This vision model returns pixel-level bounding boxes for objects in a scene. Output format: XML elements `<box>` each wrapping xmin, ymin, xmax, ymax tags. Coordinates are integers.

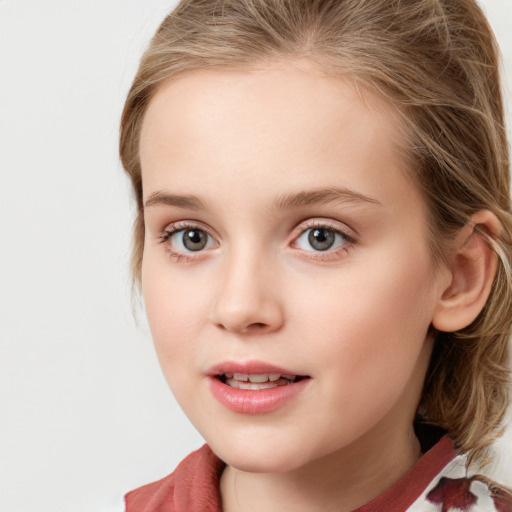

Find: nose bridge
<box><xmin>211</xmin><ymin>242</ymin><xmax>283</xmax><ymax>333</ymax></box>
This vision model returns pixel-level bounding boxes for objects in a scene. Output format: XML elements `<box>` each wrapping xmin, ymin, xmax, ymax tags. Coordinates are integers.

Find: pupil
<box><xmin>309</xmin><ymin>228</ymin><xmax>335</xmax><ymax>251</ymax></box>
<box><xmin>183</xmin><ymin>230</ymin><xmax>207</xmax><ymax>251</ymax></box>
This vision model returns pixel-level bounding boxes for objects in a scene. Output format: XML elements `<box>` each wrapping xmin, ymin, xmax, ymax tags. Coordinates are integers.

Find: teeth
<box><xmin>233</xmin><ymin>381</ymin><xmax>279</xmax><ymax>390</ymax></box>
<box><xmin>226</xmin><ymin>373</ymin><xmax>295</xmax><ymax>383</ymax></box>
<box><xmin>222</xmin><ymin>372</ymin><xmax>299</xmax><ymax>389</ymax></box>
<box><xmin>248</xmin><ymin>374</ymin><xmax>268</xmax><ymax>383</ymax></box>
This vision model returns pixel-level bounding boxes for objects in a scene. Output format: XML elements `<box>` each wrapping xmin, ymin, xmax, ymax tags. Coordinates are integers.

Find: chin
<box><xmin>221</xmin><ymin>450</ymin><xmax>306</xmax><ymax>474</ymax></box>
<box><xmin>205</xmin><ymin>432</ymin><xmax>317</xmax><ymax>474</ymax></box>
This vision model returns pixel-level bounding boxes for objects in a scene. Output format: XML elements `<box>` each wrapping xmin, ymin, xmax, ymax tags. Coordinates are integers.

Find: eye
<box><xmin>294</xmin><ymin>226</ymin><xmax>350</xmax><ymax>252</ymax></box>
<box><xmin>161</xmin><ymin>226</ymin><xmax>216</xmax><ymax>253</ymax></box>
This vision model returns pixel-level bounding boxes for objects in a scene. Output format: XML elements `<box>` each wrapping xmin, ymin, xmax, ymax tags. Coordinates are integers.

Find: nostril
<box><xmin>243</xmin><ymin>322</ymin><xmax>269</xmax><ymax>332</ymax></box>
<box><xmin>215</xmin><ymin>321</ymin><xmax>269</xmax><ymax>333</ymax></box>
<box><xmin>211</xmin><ymin>297</ymin><xmax>284</xmax><ymax>334</ymax></box>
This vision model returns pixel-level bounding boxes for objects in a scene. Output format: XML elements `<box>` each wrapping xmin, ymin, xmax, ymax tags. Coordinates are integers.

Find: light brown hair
<box><xmin>120</xmin><ymin>0</ymin><xmax>511</xmax><ymax>466</ymax></box>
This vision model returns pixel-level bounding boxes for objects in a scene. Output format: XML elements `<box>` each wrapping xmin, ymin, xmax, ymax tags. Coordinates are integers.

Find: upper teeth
<box><xmin>224</xmin><ymin>373</ymin><xmax>295</xmax><ymax>383</ymax></box>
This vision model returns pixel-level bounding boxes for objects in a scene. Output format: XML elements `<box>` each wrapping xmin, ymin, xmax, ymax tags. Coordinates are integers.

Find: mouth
<box><xmin>215</xmin><ymin>372</ymin><xmax>308</xmax><ymax>390</ymax></box>
<box><xmin>207</xmin><ymin>362</ymin><xmax>311</xmax><ymax>414</ymax></box>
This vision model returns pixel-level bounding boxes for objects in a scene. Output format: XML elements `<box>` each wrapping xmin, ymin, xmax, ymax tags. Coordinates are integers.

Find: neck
<box><xmin>220</xmin><ymin>422</ymin><xmax>422</xmax><ymax>512</ymax></box>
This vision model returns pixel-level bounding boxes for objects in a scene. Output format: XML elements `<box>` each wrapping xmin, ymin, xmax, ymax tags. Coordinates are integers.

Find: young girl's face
<box><xmin>139</xmin><ymin>60</ymin><xmax>451</xmax><ymax>473</ymax></box>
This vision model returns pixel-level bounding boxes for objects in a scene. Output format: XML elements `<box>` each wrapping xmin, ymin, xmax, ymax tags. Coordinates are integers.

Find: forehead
<box><xmin>139</xmin><ymin>60</ymin><xmax>416</xmax><ymax>212</ymax></box>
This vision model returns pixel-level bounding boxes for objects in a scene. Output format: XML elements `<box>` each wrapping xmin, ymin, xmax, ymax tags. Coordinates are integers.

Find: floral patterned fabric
<box><xmin>410</xmin><ymin>455</ymin><xmax>512</xmax><ymax>512</ymax></box>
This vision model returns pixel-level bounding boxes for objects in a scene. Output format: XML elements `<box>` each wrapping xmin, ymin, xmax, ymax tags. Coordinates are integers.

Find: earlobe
<box><xmin>432</xmin><ymin>210</ymin><xmax>501</xmax><ymax>333</ymax></box>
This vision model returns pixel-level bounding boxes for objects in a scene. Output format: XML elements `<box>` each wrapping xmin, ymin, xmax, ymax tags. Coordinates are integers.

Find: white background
<box><xmin>0</xmin><ymin>1</ymin><xmax>511</xmax><ymax>511</ymax></box>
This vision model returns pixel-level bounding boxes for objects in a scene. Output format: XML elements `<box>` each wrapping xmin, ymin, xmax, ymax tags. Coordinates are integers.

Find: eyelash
<box><xmin>158</xmin><ymin>220</ymin><xmax>356</xmax><ymax>262</ymax></box>
<box><xmin>159</xmin><ymin>221</ymin><xmax>216</xmax><ymax>263</ymax></box>
<box><xmin>291</xmin><ymin>220</ymin><xmax>356</xmax><ymax>261</ymax></box>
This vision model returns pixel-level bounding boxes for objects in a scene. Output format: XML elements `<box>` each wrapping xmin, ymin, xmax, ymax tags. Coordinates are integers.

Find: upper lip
<box><xmin>206</xmin><ymin>360</ymin><xmax>308</xmax><ymax>377</ymax></box>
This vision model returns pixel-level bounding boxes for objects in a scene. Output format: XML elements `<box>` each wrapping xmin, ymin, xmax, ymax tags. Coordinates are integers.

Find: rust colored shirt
<box><xmin>125</xmin><ymin>435</ymin><xmax>512</xmax><ymax>512</ymax></box>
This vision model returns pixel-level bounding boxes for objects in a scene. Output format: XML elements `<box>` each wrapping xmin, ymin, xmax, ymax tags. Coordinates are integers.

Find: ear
<box><xmin>432</xmin><ymin>210</ymin><xmax>501</xmax><ymax>333</ymax></box>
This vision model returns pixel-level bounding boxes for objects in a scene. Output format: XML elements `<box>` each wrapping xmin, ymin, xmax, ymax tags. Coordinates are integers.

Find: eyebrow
<box><xmin>144</xmin><ymin>191</ymin><xmax>207</xmax><ymax>210</ymax></box>
<box><xmin>272</xmin><ymin>187</ymin><xmax>382</xmax><ymax>210</ymax></box>
<box><xmin>143</xmin><ymin>187</ymin><xmax>382</xmax><ymax>211</ymax></box>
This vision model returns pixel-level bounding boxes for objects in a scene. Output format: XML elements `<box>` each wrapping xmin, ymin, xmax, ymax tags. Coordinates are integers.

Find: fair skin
<box><xmin>138</xmin><ymin>60</ymin><xmax>494</xmax><ymax>511</ymax></box>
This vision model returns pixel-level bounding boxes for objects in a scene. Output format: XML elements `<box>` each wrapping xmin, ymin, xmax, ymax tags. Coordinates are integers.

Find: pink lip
<box><xmin>206</xmin><ymin>360</ymin><xmax>310</xmax><ymax>415</ymax></box>
<box><xmin>206</xmin><ymin>360</ymin><xmax>305</xmax><ymax>377</ymax></box>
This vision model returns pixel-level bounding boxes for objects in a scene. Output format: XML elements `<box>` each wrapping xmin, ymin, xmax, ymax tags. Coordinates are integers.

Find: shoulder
<box><xmin>418</xmin><ymin>466</ymin><xmax>512</xmax><ymax>512</ymax></box>
<box><xmin>354</xmin><ymin>427</ymin><xmax>512</xmax><ymax>512</ymax></box>
<box><xmin>124</xmin><ymin>445</ymin><xmax>225</xmax><ymax>512</ymax></box>
<box><xmin>408</xmin><ymin>451</ymin><xmax>512</xmax><ymax>512</ymax></box>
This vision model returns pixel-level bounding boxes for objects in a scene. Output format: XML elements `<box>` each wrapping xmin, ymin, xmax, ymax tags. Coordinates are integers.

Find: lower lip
<box><xmin>208</xmin><ymin>377</ymin><xmax>310</xmax><ymax>414</ymax></box>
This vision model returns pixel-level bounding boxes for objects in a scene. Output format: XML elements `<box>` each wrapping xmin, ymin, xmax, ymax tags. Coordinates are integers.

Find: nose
<box><xmin>210</xmin><ymin>249</ymin><xmax>284</xmax><ymax>335</ymax></box>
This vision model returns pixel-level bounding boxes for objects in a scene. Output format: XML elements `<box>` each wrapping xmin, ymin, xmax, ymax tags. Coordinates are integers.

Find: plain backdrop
<box><xmin>0</xmin><ymin>1</ymin><xmax>511</xmax><ymax>511</ymax></box>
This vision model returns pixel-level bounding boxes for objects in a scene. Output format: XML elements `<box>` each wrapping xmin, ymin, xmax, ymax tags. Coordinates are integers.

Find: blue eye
<box><xmin>295</xmin><ymin>227</ymin><xmax>348</xmax><ymax>252</ymax></box>
<box><xmin>164</xmin><ymin>228</ymin><xmax>215</xmax><ymax>252</ymax></box>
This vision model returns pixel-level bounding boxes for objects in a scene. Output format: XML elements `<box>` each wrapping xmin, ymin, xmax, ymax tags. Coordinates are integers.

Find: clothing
<box><xmin>125</xmin><ymin>431</ymin><xmax>512</xmax><ymax>512</ymax></box>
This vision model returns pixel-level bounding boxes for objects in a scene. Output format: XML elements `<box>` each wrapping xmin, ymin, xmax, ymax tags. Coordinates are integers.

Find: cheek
<box><xmin>290</xmin><ymin>249</ymin><xmax>436</xmax><ymax>388</ymax></box>
<box><xmin>142</xmin><ymin>257</ymin><xmax>210</xmax><ymax>378</ymax></box>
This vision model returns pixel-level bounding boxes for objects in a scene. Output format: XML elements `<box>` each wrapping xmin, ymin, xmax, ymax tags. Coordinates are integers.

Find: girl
<box><xmin>120</xmin><ymin>0</ymin><xmax>512</xmax><ymax>510</ymax></box>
